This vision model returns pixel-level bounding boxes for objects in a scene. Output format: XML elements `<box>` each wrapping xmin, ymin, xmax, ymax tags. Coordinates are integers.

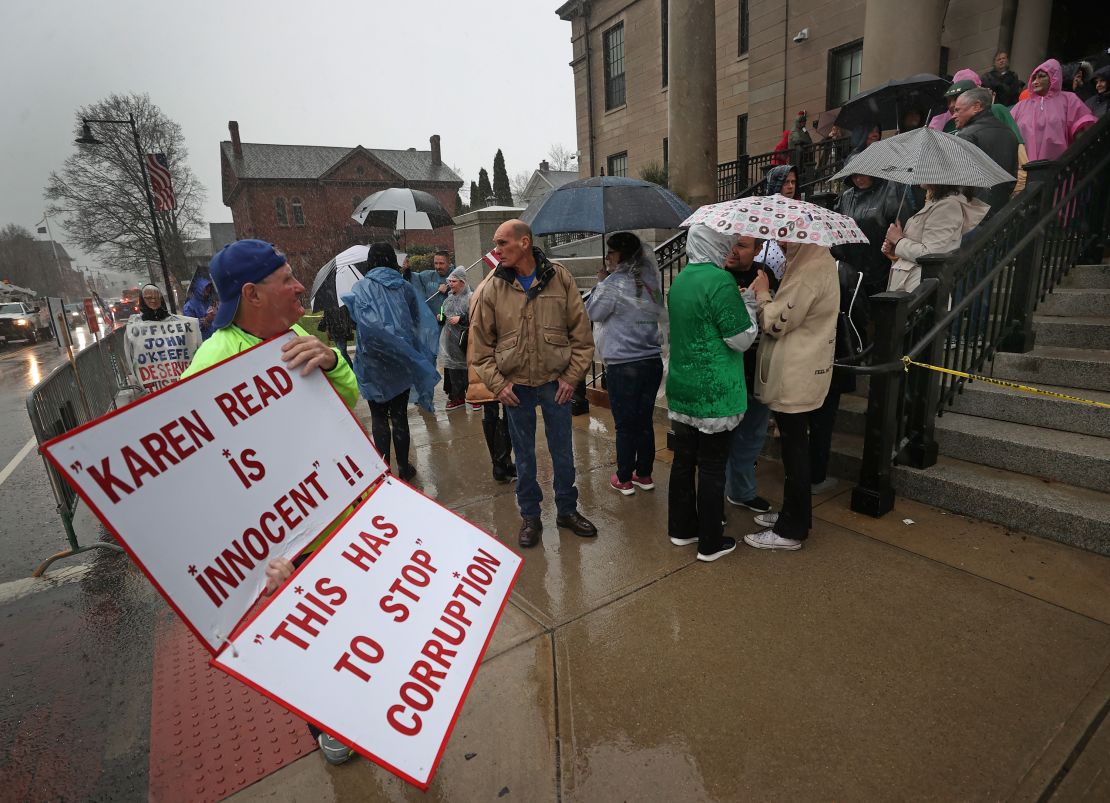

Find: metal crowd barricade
<box><xmin>26</xmin><ymin>324</ymin><xmax>140</xmax><ymax>576</ymax></box>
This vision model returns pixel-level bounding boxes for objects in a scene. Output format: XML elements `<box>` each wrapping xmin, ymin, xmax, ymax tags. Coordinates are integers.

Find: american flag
<box><xmin>146</xmin><ymin>152</ymin><xmax>177</xmax><ymax>211</ymax></box>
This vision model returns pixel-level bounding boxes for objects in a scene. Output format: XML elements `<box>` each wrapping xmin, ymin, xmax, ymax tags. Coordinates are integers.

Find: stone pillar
<box><xmin>451</xmin><ymin>206</ymin><xmax>523</xmax><ymax>274</ymax></box>
<box><xmin>668</xmin><ymin>0</ymin><xmax>717</xmax><ymax>207</ymax></box>
<box><xmin>861</xmin><ymin>0</ymin><xmax>946</xmax><ymax>89</ymax></box>
<box><xmin>1010</xmin><ymin>0</ymin><xmax>1052</xmax><ymax>80</ymax></box>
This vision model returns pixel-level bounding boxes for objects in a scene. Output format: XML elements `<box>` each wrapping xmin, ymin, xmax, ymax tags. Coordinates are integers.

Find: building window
<box><xmin>661</xmin><ymin>0</ymin><xmax>668</xmax><ymax>88</ymax></box>
<box><xmin>603</xmin><ymin>22</ymin><xmax>626</xmax><ymax>110</ymax></box>
<box><xmin>738</xmin><ymin>0</ymin><xmax>749</xmax><ymax>56</ymax></box>
<box><xmin>607</xmin><ymin>152</ymin><xmax>628</xmax><ymax>178</ymax></box>
<box><xmin>275</xmin><ymin>197</ymin><xmax>288</xmax><ymax>226</ymax></box>
<box><xmin>663</xmin><ymin>138</ymin><xmax>669</xmax><ymax>170</ymax></box>
<box><xmin>828</xmin><ymin>40</ymin><xmax>864</xmax><ymax>108</ymax></box>
<box><xmin>736</xmin><ymin>114</ymin><xmax>748</xmax><ymax>160</ymax></box>
<box><xmin>291</xmin><ymin>197</ymin><xmax>305</xmax><ymax>227</ymax></box>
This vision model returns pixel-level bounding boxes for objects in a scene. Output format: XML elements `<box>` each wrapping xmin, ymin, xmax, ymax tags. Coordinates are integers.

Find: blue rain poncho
<box><xmin>342</xmin><ymin>266</ymin><xmax>441</xmax><ymax>411</ymax></box>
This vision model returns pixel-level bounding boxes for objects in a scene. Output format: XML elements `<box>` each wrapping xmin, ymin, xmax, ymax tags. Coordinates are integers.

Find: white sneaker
<box><xmin>754</xmin><ymin>512</ymin><xmax>778</xmax><ymax>528</ymax></box>
<box><xmin>744</xmin><ymin>529</ymin><xmax>802</xmax><ymax>551</ymax></box>
<box><xmin>811</xmin><ymin>477</ymin><xmax>839</xmax><ymax>494</ymax></box>
<box><xmin>669</xmin><ymin>535</ymin><xmax>698</xmax><ymax>546</ymax></box>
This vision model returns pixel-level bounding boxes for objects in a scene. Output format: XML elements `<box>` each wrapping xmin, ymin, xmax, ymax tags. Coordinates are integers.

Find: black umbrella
<box><xmin>520</xmin><ymin>176</ymin><xmax>693</xmax><ymax>235</ymax></box>
<box><xmin>835</xmin><ymin>74</ymin><xmax>950</xmax><ymax>133</ymax></box>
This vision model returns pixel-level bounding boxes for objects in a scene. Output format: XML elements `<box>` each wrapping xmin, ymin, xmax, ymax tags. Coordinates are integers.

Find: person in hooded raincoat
<box><xmin>832</xmin><ymin>172</ymin><xmax>910</xmax><ymax>296</ymax></box>
<box><xmin>756</xmin><ymin>164</ymin><xmax>798</xmax><ymax>280</ymax></box>
<box><xmin>344</xmin><ymin>242</ymin><xmax>440</xmax><ymax>482</ymax></box>
<box><xmin>183</xmin><ymin>276</ymin><xmax>216</xmax><ymax>340</ymax></box>
<box><xmin>665</xmin><ymin>224</ymin><xmax>759</xmax><ymax>563</ymax></box>
<box><xmin>1011</xmin><ymin>59</ymin><xmax>1098</xmax><ymax>162</ymax></box>
<box><xmin>1087</xmin><ymin>66</ymin><xmax>1110</xmax><ymax>118</ymax></box>
<box><xmin>438</xmin><ymin>266</ymin><xmax>472</xmax><ymax>411</ymax></box>
<box><xmin>585</xmin><ymin>231</ymin><xmax>668</xmax><ymax>496</ymax></box>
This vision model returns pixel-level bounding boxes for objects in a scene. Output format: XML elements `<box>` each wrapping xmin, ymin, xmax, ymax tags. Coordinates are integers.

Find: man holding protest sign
<box><xmin>182</xmin><ymin>238</ymin><xmax>360</xmax><ymax>764</ymax></box>
<box><xmin>470</xmin><ymin>219</ymin><xmax>597</xmax><ymax>548</ymax></box>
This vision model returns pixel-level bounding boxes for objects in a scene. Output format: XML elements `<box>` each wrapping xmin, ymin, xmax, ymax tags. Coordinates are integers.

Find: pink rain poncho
<box><xmin>1011</xmin><ymin>59</ymin><xmax>1098</xmax><ymax>161</ymax></box>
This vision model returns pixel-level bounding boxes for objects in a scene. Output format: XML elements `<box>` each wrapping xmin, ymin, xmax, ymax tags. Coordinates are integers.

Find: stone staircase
<box><xmin>814</xmin><ymin>262</ymin><xmax>1110</xmax><ymax>555</ymax></box>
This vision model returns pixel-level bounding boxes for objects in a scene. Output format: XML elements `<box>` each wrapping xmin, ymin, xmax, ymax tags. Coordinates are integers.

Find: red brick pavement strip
<box><xmin>148</xmin><ymin>613</ymin><xmax>316</xmax><ymax>803</ymax></box>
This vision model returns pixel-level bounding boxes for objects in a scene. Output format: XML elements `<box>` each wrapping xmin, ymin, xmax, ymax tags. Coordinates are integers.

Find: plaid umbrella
<box><xmin>681</xmin><ymin>195</ymin><xmax>869</xmax><ymax>246</ymax></box>
<box><xmin>829</xmin><ymin>126</ymin><xmax>1016</xmax><ymax>187</ymax></box>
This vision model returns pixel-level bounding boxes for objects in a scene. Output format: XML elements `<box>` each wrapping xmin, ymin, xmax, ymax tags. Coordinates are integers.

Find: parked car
<box><xmin>110</xmin><ymin>298</ymin><xmax>140</xmax><ymax>323</ymax></box>
<box><xmin>0</xmin><ymin>301</ymin><xmax>51</xmax><ymax>343</ymax></box>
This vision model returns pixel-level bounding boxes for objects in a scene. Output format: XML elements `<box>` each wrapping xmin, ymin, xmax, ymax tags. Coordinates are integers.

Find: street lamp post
<box><xmin>75</xmin><ymin>114</ymin><xmax>178</xmax><ymax>313</ymax></box>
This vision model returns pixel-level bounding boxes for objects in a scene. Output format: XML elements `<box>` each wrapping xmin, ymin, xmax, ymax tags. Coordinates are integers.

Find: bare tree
<box><xmin>45</xmin><ymin>93</ymin><xmax>206</xmax><ymax>283</ymax></box>
<box><xmin>510</xmin><ymin>171</ymin><xmax>532</xmax><ymax>205</ymax></box>
<box><xmin>547</xmin><ymin>143</ymin><xmax>578</xmax><ymax>171</ymax></box>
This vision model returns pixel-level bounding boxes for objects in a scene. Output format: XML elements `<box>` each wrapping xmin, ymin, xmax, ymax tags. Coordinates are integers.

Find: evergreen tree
<box><xmin>455</xmin><ymin>192</ymin><xmax>467</xmax><ymax>215</ymax></box>
<box><xmin>469</xmin><ymin>181</ymin><xmax>480</xmax><ymax>210</ymax></box>
<box><xmin>492</xmin><ymin>149</ymin><xmax>513</xmax><ymax>205</ymax></box>
<box><xmin>475</xmin><ymin>168</ymin><xmax>494</xmax><ymax>209</ymax></box>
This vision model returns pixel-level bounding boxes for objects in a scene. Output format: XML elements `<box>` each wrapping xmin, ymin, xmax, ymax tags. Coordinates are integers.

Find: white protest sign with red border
<box><xmin>41</xmin><ymin>334</ymin><xmax>386</xmax><ymax>653</ymax></box>
<box><xmin>212</xmin><ymin>479</ymin><xmax>522</xmax><ymax>790</ymax></box>
<box><xmin>123</xmin><ymin>315</ymin><xmax>204</xmax><ymax>391</ymax></box>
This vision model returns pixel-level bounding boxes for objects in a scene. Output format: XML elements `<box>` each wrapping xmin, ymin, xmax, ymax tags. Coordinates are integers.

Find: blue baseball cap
<box><xmin>209</xmin><ymin>239</ymin><xmax>288</xmax><ymax>329</ymax></box>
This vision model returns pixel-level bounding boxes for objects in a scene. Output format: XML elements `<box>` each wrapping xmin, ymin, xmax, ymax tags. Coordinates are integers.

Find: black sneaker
<box><xmin>726</xmin><ymin>494</ymin><xmax>772</xmax><ymax>513</ymax></box>
<box><xmin>697</xmin><ymin>536</ymin><xmax>738</xmax><ymax>563</ymax></box>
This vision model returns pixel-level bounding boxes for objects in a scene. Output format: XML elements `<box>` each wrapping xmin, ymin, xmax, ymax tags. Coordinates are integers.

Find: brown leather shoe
<box><xmin>518</xmin><ymin>517</ymin><xmax>543</xmax><ymax>548</ymax></box>
<box><xmin>556</xmin><ymin>511</ymin><xmax>597</xmax><ymax>537</ymax></box>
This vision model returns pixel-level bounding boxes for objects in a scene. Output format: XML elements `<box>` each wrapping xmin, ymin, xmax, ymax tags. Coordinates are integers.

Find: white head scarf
<box><xmin>685</xmin><ymin>223</ymin><xmax>738</xmax><ymax>267</ymax></box>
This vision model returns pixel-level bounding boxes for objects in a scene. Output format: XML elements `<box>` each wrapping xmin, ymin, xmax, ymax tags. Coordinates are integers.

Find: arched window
<box><xmin>291</xmin><ymin>197</ymin><xmax>305</xmax><ymax>226</ymax></box>
<box><xmin>275</xmin><ymin>197</ymin><xmax>288</xmax><ymax>226</ymax></box>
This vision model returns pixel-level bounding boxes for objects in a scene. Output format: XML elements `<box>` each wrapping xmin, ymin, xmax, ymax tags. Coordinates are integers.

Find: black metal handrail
<box><xmin>849</xmin><ymin>112</ymin><xmax>1110</xmax><ymax>517</ymax></box>
<box><xmin>717</xmin><ymin>137</ymin><xmax>850</xmax><ymax>202</ymax></box>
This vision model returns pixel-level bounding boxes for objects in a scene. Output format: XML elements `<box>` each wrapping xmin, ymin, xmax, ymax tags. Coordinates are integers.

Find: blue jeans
<box><xmin>724</xmin><ymin>394</ymin><xmax>770</xmax><ymax>502</ymax></box>
<box><xmin>605</xmin><ymin>357</ymin><xmax>663</xmax><ymax>482</ymax></box>
<box><xmin>504</xmin><ymin>381</ymin><xmax>578</xmax><ymax>518</ymax></box>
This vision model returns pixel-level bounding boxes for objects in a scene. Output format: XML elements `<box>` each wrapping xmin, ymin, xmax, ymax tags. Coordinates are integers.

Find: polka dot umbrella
<box><xmin>680</xmin><ymin>195</ymin><xmax>869</xmax><ymax>246</ymax></box>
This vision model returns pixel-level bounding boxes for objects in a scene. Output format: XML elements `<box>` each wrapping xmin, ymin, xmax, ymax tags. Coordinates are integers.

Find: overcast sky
<box><xmin>0</xmin><ymin>0</ymin><xmax>578</xmax><ymax>271</ymax></box>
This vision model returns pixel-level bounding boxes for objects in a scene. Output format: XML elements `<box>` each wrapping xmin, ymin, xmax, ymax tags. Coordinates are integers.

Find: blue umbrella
<box><xmin>520</xmin><ymin>176</ymin><xmax>692</xmax><ymax>235</ymax></box>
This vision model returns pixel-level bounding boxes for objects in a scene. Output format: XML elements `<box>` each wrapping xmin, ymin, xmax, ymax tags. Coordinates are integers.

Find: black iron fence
<box><xmin>717</xmin><ymin>137</ymin><xmax>850</xmax><ymax>202</ymax></box>
<box><xmin>848</xmin><ymin>113</ymin><xmax>1110</xmax><ymax>516</ymax></box>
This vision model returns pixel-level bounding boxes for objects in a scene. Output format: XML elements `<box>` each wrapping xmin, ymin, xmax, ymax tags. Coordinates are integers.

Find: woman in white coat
<box><xmin>882</xmin><ymin>185</ymin><xmax>989</xmax><ymax>292</ymax></box>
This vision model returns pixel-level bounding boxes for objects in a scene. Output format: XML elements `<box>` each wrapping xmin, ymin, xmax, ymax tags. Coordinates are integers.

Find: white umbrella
<box><xmin>351</xmin><ymin>187</ymin><xmax>455</xmax><ymax>229</ymax></box>
<box><xmin>681</xmin><ymin>195</ymin><xmax>869</xmax><ymax>246</ymax></box>
<box><xmin>308</xmin><ymin>245</ymin><xmax>370</xmax><ymax>311</ymax></box>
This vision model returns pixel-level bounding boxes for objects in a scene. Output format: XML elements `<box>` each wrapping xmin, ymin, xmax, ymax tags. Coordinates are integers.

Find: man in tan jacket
<box><xmin>470</xmin><ymin>219</ymin><xmax>597</xmax><ymax>547</ymax></box>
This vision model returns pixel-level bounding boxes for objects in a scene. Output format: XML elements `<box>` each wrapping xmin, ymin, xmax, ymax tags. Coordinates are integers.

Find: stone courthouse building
<box><xmin>556</xmin><ymin>0</ymin><xmax>1062</xmax><ymax>204</ymax></box>
<box><xmin>219</xmin><ymin>121</ymin><xmax>462</xmax><ymax>281</ymax></box>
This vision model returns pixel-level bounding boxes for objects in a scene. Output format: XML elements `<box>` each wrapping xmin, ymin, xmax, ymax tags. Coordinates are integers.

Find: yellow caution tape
<box><xmin>901</xmin><ymin>356</ymin><xmax>1110</xmax><ymax>409</ymax></box>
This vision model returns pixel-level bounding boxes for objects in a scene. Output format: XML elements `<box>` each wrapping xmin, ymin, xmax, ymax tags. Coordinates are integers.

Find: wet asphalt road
<box><xmin>0</xmin><ymin>333</ymin><xmax>165</xmax><ymax>801</ymax></box>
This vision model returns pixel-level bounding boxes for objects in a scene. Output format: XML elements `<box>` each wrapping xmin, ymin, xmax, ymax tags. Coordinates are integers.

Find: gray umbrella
<box><xmin>830</xmin><ymin>126</ymin><xmax>1016</xmax><ymax>187</ymax></box>
<box><xmin>520</xmin><ymin>176</ymin><xmax>692</xmax><ymax>235</ymax></box>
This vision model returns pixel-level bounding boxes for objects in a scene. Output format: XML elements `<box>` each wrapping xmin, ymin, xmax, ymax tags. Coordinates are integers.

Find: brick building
<box><xmin>556</xmin><ymin>0</ymin><xmax>1059</xmax><ymax>195</ymax></box>
<box><xmin>219</xmin><ymin>122</ymin><xmax>462</xmax><ymax>282</ymax></box>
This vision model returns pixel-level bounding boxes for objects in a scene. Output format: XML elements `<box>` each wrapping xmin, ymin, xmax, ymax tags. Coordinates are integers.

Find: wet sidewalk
<box><xmin>228</xmin><ymin>399</ymin><xmax>1110</xmax><ymax>801</ymax></box>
